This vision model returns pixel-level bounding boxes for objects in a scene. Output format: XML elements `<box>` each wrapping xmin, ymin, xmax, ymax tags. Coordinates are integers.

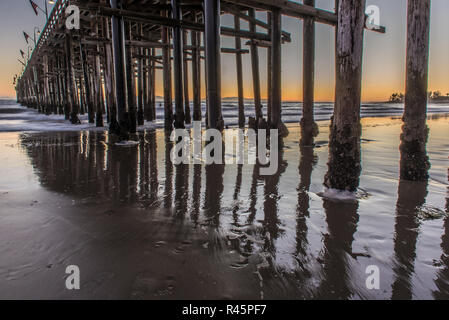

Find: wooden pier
<box><xmin>14</xmin><ymin>0</ymin><xmax>433</xmax><ymax>190</ymax></box>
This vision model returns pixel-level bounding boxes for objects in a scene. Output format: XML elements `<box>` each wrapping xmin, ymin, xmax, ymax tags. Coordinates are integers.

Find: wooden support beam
<box><xmin>267</xmin><ymin>12</ymin><xmax>272</xmax><ymax>124</ymax></box>
<box><xmin>42</xmin><ymin>55</ymin><xmax>50</xmax><ymax>114</ymax></box>
<box><xmin>184</xmin><ymin>45</ymin><xmax>249</xmax><ymax>54</ymax></box>
<box><xmin>183</xmin><ymin>29</ymin><xmax>191</xmax><ymax>124</ymax></box>
<box><xmin>300</xmin><ymin>0</ymin><xmax>317</xmax><ymax>146</ymax></box>
<box><xmin>223</xmin><ymin>5</ymin><xmax>291</xmax><ymax>42</ymax></box>
<box><xmin>234</xmin><ymin>15</ymin><xmax>245</xmax><ymax>128</ymax></box>
<box><xmin>127</xmin><ymin>40</ymin><xmax>167</xmax><ymax>48</ymax></box>
<box><xmin>224</xmin><ymin>0</ymin><xmax>337</xmax><ymax>25</ymax></box>
<box><xmin>162</xmin><ymin>10</ymin><xmax>173</xmax><ymax>131</ymax></box>
<box><xmin>143</xmin><ymin>46</ymin><xmax>150</xmax><ymax>122</ymax></box>
<box><xmin>172</xmin><ymin>0</ymin><xmax>185</xmax><ymax>128</ymax></box>
<box><xmin>65</xmin><ymin>32</ymin><xmax>81</xmax><ymax>124</ymax></box>
<box><xmin>55</xmin><ymin>54</ymin><xmax>64</xmax><ymax>115</ymax></box>
<box><xmin>104</xmin><ymin>16</ymin><xmax>116</xmax><ymax>125</ymax></box>
<box><xmin>150</xmin><ymin>48</ymin><xmax>156</xmax><ymax>120</ymax></box>
<box><xmin>126</xmin><ymin>22</ymin><xmax>137</xmax><ymax>133</ymax></box>
<box><xmin>137</xmin><ymin>23</ymin><xmax>145</xmax><ymax>125</ymax></box>
<box><xmin>191</xmin><ymin>13</ymin><xmax>202</xmax><ymax>122</ymax></box>
<box><xmin>224</xmin><ymin>0</ymin><xmax>385</xmax><ymax>33</ymax></box>
<box><xmin>110</xmin><ymin>0</ymin><xmax>129</xmax><ymax>138</ymax></box>
<box><xmin>400</xmin><ymin>0</ymin><xmax>431</xmax><ymax>181</ymax></box>
<box><xmin>249</xmin><ymin>8</ymin><xmax>262</xmax><ymax>122</ymax></box>
<box><xmin>270</xmin><ymin>8</ymin><xmax>282</xmax><ymax>130</ymax></box>
<box><xmin>204</xmin><ymin>0</ymin><xmax>223</xmax><ymax>130</ymax></box>
<box><xmin>95</xmin><ymin>19</ymin><xmax>105</xmax><ymax>127</ymax></box>
<box><xmin>324</xmin><ymin>0</ymin><xmax>366</xmax><ymax>191</ymax></box>
<box><xmin>94</xmin><ymin>47</ymin><xmax>105</xmax><ymax>127</ymax></box>
<box><xmin>98</xmin><ymin>7</ymin><xmax>274</xmax><ymax>41</ymax></box>
<box><xmin>80</xmin><ymin>40</ymin><xmax>95</xmax><ymax>123</ymax></box>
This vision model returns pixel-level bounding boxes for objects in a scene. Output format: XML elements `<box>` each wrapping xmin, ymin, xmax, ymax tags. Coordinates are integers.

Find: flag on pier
<box><xmin>20</xmin><ymin>50</ymin><xmax>25</xmax><ymax>58</ymax></box>
<box><xmin>29</xmin><ymin>0</ymin><xmax>39</xmax><ymax>16</ymax></box>
<box><xmin>23</xmin><ymin>31</ymin><xmax>31</xmax><ymax>43</ymax></box>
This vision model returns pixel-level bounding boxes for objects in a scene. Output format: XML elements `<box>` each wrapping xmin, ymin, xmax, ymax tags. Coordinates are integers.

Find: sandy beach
<box><xmin>0</xmin><ymin>101</ymin><xmax>448</xmax><ymax>299</ymax></box>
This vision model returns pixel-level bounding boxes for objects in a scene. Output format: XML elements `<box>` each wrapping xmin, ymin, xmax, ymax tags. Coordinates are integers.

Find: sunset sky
<box><xmin>0</xmin><ymin>0</ymin><xmax>448</xmax><ymax>102</ymax></box>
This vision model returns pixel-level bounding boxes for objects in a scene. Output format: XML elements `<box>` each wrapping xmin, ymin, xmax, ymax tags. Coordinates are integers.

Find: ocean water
<box><xmin>1</xmin><ymin>98</ymin><xmax>449</xmax><ymax>131</ymax></box>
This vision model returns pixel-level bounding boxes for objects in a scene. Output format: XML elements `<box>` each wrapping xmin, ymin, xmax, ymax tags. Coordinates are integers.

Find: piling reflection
<box><xmin>204</xmin><ymin>163</ymin><xmax>225</xmax><ymax>226</ymax></box>
<box><xmin>295</xmin><ymin>145</ymin><xmax>317</xmax><ymax>269</ymax></box>
<box><xmin>175</xmin><ymin>162</ymin><xmax>189</xmax><ymax>218</ymax></box>
<box><xmin>138</xmin><ymin>132</ymin><xmax>149</xmax><ymax>201</ymax></box>
<box><xmin>163</xmin><ymin>132</ymin><xmax>173</xmax><ymax>208</ymax></box>
<box><xmin>433</xmin><ymin>169</ymin><xmax>449</xmax><ymax>299</ymax></box>
<box><xmin>315</xmin><ymin>199</ymin><xmax>360</xmax><ymax>299</ymax></box>
<box><xmin>191</xmin><ymin>164</ymin><xmax>202</xmax><ymax>225</ymax></box>
<box><xmin>262</xmin><ymin>148</ymin><xmax>288</xmax><ymax>254</ymax></box>
<box><xmin>148</xmin><ymin>130</ymin><xmax>159</xmax><ymax>207</ymax></box>
<box><xmin>391</xmin><ymin>179</ymin><xmax>428</xmax><ymax>299</ymax></box>
<box><xmin>16</xmin><ymin>125</ymin><xmax>448</xmax><ymax>299</ymax></box>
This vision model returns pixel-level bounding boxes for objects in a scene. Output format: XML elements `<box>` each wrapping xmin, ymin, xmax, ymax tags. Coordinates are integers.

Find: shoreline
<box><xmin>1</xmin><ymin>99</ymin><xmax>449</xmax><ymax>133</ymax></box>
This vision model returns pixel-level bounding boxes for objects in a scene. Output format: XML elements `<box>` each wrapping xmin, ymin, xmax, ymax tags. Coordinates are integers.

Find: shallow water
<box><xmin>0</xmin><ymin>102</ymin><xmax>448</xmax><ymax>299</ymax></box>
<box><xmin>1</xmin><ymin>98</ymin><xmax>449</xmax><ymax>131</ymax></box>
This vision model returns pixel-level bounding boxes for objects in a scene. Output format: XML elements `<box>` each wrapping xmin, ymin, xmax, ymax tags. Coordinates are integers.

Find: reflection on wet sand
<box><xmin>391</xmin><ymin>179</ymin><xmax>427</xmax><ymax>299</ymax></box>
<box><xmin>262</xmin><ymin>149</ymin><xmax>288</xmax><ymax>254</ymax></box>
<box><xmin>204</xmin><ymin>164</ymin><xmax>225</xmax><ymax>226</ymax></box>
<box><xmin>191</xmin><ymin>164</ymin><xmax>202</xmax><ymax>224</ymax></box>
<box><xmin>12</xmin><ymin>118</ymin><xmax>449</xmax><ymax>299</ymax></box>
<box><xmin>315</xmin><ymin>195</ymin><xmax>360</xmax><ymax>299</ymax></box>
<box><xmin>163</xmin><ymin>134</ymin><xmax>173</xmax><ymax>208</ymax></box>
<box><xmin>433</xmin><ymin>169</ymin><xmax>449</xmax><ymax>299</ymax></box>
<box><xmin>295</xmin><ymin>145</ymin><xmax>317</xmax><ymax>277</ymax></box>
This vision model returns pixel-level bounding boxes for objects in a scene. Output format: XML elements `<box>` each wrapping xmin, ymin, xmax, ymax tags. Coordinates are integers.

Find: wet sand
<box><xmin>0</xmin><ymin>115</ymin><xmax>448</xmax><ymax>299</ymax></box>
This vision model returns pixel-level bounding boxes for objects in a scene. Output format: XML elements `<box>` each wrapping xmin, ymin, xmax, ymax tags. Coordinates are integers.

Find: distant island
<box><xmin>389</xmin><ymin>91</ymin><xmax>449</xmax><ymax>103</ymax></box>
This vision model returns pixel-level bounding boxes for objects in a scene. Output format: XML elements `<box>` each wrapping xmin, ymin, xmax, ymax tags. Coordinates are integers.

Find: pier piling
<box><xmin>324</xmin><ymin>0</ymin><xmax>366</xmax><ymax>191</ymax></box>
<box><xmin>400</xmin><ymin>0</ymin><xmax>431</xmax><ymax>181</ymax></box>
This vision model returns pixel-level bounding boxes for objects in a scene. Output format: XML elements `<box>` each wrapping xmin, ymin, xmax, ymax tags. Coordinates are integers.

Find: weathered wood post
<box><xmin>55</xmin><ymin>55</ymin><xmax>64</xmax><ymax>115</ymax></box>
<box><xmin>400</xmin><ymin>0</ymin><xmax>431</xmax><ymax>181</ymax></box>
<box><xmin>172</xmin><ymin>0</ymin><xmax>185</xmax><ymax>128</ymax></box>
<box><xmin>110</xmin><ymin>0</ymin><xmax>129</xmax><ymax>138</ymax></box>
<box><xmin>59</xmin><ymin>56</ymin><xmax>69</xmax><ymax>119</ymax></box>
<box><xmin>146</xmin><ymin>49</ymin><xmax>153</xmax><ymax>122</ymax></box>
<box><xmin>301</xmin><ymin>0</ymin><xmax>318</xmax><ymax>146</ymax></box>
<box><xmin>65</xmin><ymin>32</ymin><xmax>81</xmax><ymax>124</ymax></box>
<box><xmin>324</xmin><ymin>0</ymin><xmax>366</xmax><ymax>191</ymax></box>
<box><xmin>162</xmin><ymin>11</ymin><xmax>173</xmax><ymax>131</ymax></box>
<box><xmin>270</xmin><ymin>8</ymin><xmax>282</xmax><ymax>130</ymax></box>
<box><xmin>267</xmin><ymin>12</ymin><xmax>272</xmax><ymax>125</ymax></box>
<box><xmin>137</xmin><ymin>24</ymin><xmax>145</xmax><ymax>126</ymax></box>
<box><xmin>248</xmin><ymin>8</ymin><xmax>263</xmax><ymax>123</ymax></box>
<box><xmin>104</xmin><ymin>17</ymin><xmax>116</xmax><ymax>125</ymax></box>
<box><xmin>191</xmin><ymin>13</ymin><xmax>202</xmax><ymax>122</ymax></box>
<box><xmin>42</xmin><ymin>55</ymin><xmax>50</xmax><ymax>114</ymax></box>
<box><xmin>143</xmin><ymin>45</ymin><xmax>150</xmax><ymax>122</ymax></box>
<box><xmin>183</xmin><ymin>30</ymin><xmax>192</xmax><ymax>124</ymax></box>
<box><xmin>150</xmin><ymin>48</ymin><xmax>156</xmax><ymax>121</ymax></box>
<box><xmin>94</xmin><ymin>20</ymin><xmax>104</xmax><ymax>127</ymax></box>
<box><xmin>204</xmin><ymin>0</ymin><xmax>223</xmax><ymax>130</ymax></box>
<box><xmin>78</xmin><ymin>76</ymin><xmax>86</xmax><ymax>115</ymax></box>
<box><xmin>234</xmin><ymin>15</ymin><xmax>245</xmax><ymax>128</ymax></box>
<box><xmin>80</xmin><ymin>41</ymin><xmax>94</xmax><ymax>123</ymax></box>
<box><xmin>126</xmin><ymin>22</ymin><xmax>137</xmax><ymax>133</ymax></box>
